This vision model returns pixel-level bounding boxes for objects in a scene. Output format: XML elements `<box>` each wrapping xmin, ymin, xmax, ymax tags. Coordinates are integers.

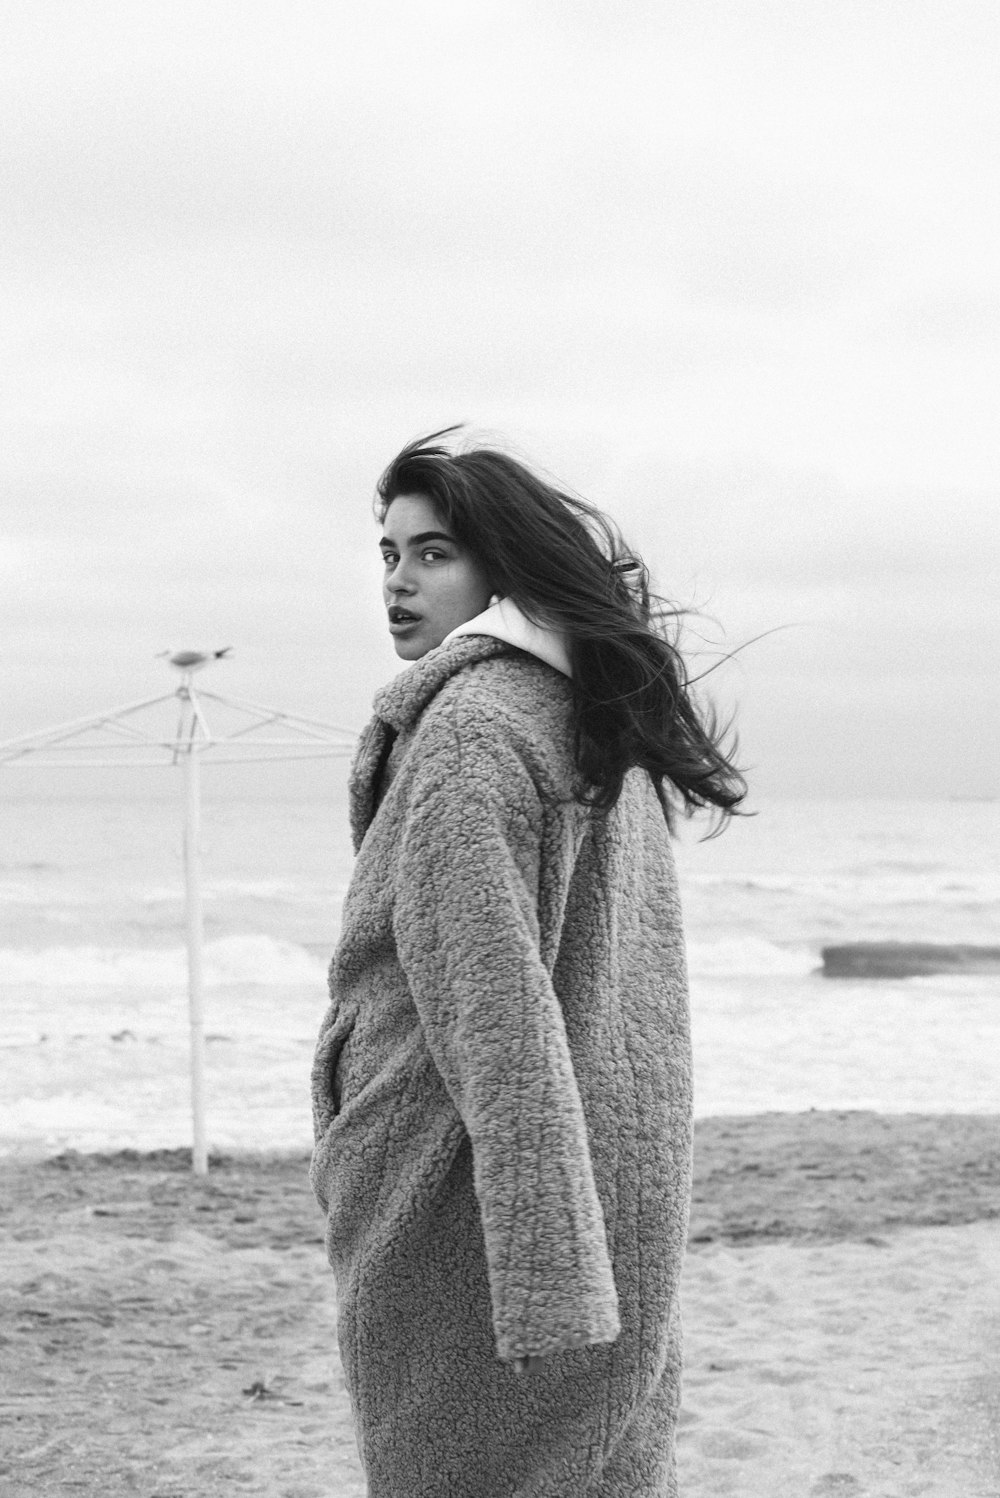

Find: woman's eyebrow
<box><xmin>379</xmin><ymin>530</ymin><xmax>455</xmax><ymax>548</ymax></box>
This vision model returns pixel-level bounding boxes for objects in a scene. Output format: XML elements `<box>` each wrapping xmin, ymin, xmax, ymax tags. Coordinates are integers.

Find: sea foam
<box><xmin>0</xmin><ymin>934</ymin><xmax>328</xmax><ymax>988</ymax></box>
<box><xmin>685</xmin><ymin>938</ymin><xmax>817</xmax><ymax>978</ymax></box>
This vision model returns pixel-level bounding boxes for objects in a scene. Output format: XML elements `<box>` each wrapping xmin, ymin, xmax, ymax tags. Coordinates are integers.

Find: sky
<box><xmin>2</xmin><ymin>0</ymin><xmax>998</xmax><ymax>800</ymax></box>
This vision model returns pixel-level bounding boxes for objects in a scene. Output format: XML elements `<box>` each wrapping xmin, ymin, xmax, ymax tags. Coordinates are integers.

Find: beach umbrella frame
<box><xmin>0</xmin><ymin>656</ymin><xmax>356</xmax><ymax>1173</ymax></box>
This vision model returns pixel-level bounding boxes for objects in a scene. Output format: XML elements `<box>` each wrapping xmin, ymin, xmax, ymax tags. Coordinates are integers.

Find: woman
<box><xmin>311</xmin><ymin>429</ymin><xmax>745</xmax><ymax>1497</ymax></box>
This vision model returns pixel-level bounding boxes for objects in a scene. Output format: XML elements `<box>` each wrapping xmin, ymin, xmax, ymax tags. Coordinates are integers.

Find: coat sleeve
<box><xmin>390</xmin><ymin>699</ymin><xmax>621</xmax><ymax>1363</ymax></box>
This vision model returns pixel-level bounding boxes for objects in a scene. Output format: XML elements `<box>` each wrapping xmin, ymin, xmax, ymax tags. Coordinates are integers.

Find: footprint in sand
<box><xmin>698</xmin><ymin>1428</ymin><xmax>769</xmax><ymax>1461</ymax></box>
<box><xmin>810</xmin><ymin>1475</ymin><xmax>864</xmax><ymax>1496</ymax></box>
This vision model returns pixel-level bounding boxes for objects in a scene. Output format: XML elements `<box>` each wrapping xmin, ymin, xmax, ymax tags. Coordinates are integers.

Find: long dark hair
<box><xmin>376</xmin><ymin>428</ymin><xmax>747</xmax><ymax>829</ymax></box>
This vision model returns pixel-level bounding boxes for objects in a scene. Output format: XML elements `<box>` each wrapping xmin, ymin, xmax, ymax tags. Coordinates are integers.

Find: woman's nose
<box><xmin>386</xmin><ymin>560</ymin><xmax>415</xmax><ymax>594</ymax></box>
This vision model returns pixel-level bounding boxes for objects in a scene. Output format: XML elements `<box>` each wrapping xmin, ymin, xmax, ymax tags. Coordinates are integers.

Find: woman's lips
<box><xmin>388</xmin><ymin>608</ymin><xmax>421</xmax><ymax>633</ymax></box>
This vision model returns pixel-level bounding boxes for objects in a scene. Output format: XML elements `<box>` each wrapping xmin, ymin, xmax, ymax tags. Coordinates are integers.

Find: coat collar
<box><xmin>348</xmin><ymin>636</ymin><xmax>514</xmax><ymax>849</ymax></box>
<box><xmin>373</xmin><ymin>635</ymin><xmax>514</xmax><ymax>733</ymax></box>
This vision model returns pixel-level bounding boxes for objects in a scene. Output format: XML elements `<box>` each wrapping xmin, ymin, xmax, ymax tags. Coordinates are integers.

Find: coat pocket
<box><xmin>310</xmin><ymin>1003</ymin><xmax>357</xmax><ymax>1142</ymax></box>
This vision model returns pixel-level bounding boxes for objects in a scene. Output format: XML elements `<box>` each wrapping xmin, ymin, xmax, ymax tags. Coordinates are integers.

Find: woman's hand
<box><xmin>512</xmin><ymin>1355</ymin><xmax>547</xmax><ymax>1374</ymax></box>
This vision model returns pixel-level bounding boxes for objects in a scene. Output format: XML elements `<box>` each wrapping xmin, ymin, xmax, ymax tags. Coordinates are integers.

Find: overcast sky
<box><xmin>3</xmin><ymin>0</ymin><xmax>997</xmax><ymax>799</ymax></box>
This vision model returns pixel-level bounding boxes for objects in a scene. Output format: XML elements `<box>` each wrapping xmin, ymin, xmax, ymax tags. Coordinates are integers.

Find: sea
<box><xmin>2</xmin><ymin>785</ymin><xmax>997</xmax><ymax>1157</ymax></box>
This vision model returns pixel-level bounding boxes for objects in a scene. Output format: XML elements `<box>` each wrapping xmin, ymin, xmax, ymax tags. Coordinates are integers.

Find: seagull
<box><xmin>157</xmin><ymin>647</ymin><xmax>233</xmax><ymax>673</ymax></box>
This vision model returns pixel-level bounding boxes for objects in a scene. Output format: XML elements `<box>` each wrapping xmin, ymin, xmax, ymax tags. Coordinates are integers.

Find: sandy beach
<box><xmin>3</xmin><ymin>1111</ymin><xmax>999</xmax><ymax>1497</ymax></box>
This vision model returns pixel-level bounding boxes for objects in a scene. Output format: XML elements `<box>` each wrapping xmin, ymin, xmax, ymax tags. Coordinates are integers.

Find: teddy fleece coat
<box><xmin>310</xmin><ymin>635</ymin><xmax>693</xmax><ymax>1498</ymax></box>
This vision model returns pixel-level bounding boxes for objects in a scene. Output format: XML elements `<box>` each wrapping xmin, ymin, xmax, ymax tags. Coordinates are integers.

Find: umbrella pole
<box><xmin>183</xmin><ymin>740</ymin><xmax>208</xmax><ymax>1174</ymax></box>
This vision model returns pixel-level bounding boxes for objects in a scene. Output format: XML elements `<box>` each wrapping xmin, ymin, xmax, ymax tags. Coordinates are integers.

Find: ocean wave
<box><xmin>685</xmin><ymin>937</ymin><xmax>817</xmax><ymax>977</ymax></box>
<box><xmin>0</xmin><ymin>880</ymin><xmax>102</xmax><ymax>906</ymax></box>
<box><xmin>136</xmin><ymin>878</ymin><xmax>304</xmax><ymax>903</ymax></box>
<box><xmin>684</xmin><ymin>874</ymin><xmax>800</xmax><ymax>893</ymax></box>
<box><xmin>0</xmin><ymin>935</ymin><xmax>328</xmax><ymax>988</ymax></box>
<box><xmin>685</xmin><ymin>871</ymin><xmax>1000</xmax><ymax>908</ymax></box>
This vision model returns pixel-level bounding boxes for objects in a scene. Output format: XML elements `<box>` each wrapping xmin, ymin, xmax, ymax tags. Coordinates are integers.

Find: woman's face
<box><xmin>380</xmin><ymin>493</ymin><xmax>493</xmax><ymax>660</ymax></box>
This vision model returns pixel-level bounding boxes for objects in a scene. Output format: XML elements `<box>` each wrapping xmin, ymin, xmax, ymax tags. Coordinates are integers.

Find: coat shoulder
<box><xmin>426</xmin><ymin>650</ymin><xmax>572</xmax><ymax>735</ymax></box>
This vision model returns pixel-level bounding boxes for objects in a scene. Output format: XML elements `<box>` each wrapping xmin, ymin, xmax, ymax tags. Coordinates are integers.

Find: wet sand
<box><xmin>3</xmin><ymin>1111</ymin><xmax>999</xmax><ymax>1496</ymax></box>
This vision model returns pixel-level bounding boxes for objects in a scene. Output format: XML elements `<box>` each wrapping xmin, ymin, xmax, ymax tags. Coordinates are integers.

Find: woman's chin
<box><xmin>392</xmin><ymin>632</ymin><xmax>434</xmax><ymax>661</ymax></box>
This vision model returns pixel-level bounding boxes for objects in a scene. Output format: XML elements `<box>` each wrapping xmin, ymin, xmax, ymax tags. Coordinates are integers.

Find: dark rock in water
<box><xmin>821</xmin><ymin>942</ymin><xmax>1000</xmax><ymax>979</ymax></box>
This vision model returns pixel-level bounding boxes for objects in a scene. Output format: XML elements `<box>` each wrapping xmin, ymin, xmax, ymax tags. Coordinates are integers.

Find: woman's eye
<box><xmin>381</xmin><ymin>552</ymin><xmax>398</xmax><ymax>567</ymax></box>
<box><xmin>421</xmin><ymin>548</ymin><xmax>446</xmax><ymax>562</ymax></box>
